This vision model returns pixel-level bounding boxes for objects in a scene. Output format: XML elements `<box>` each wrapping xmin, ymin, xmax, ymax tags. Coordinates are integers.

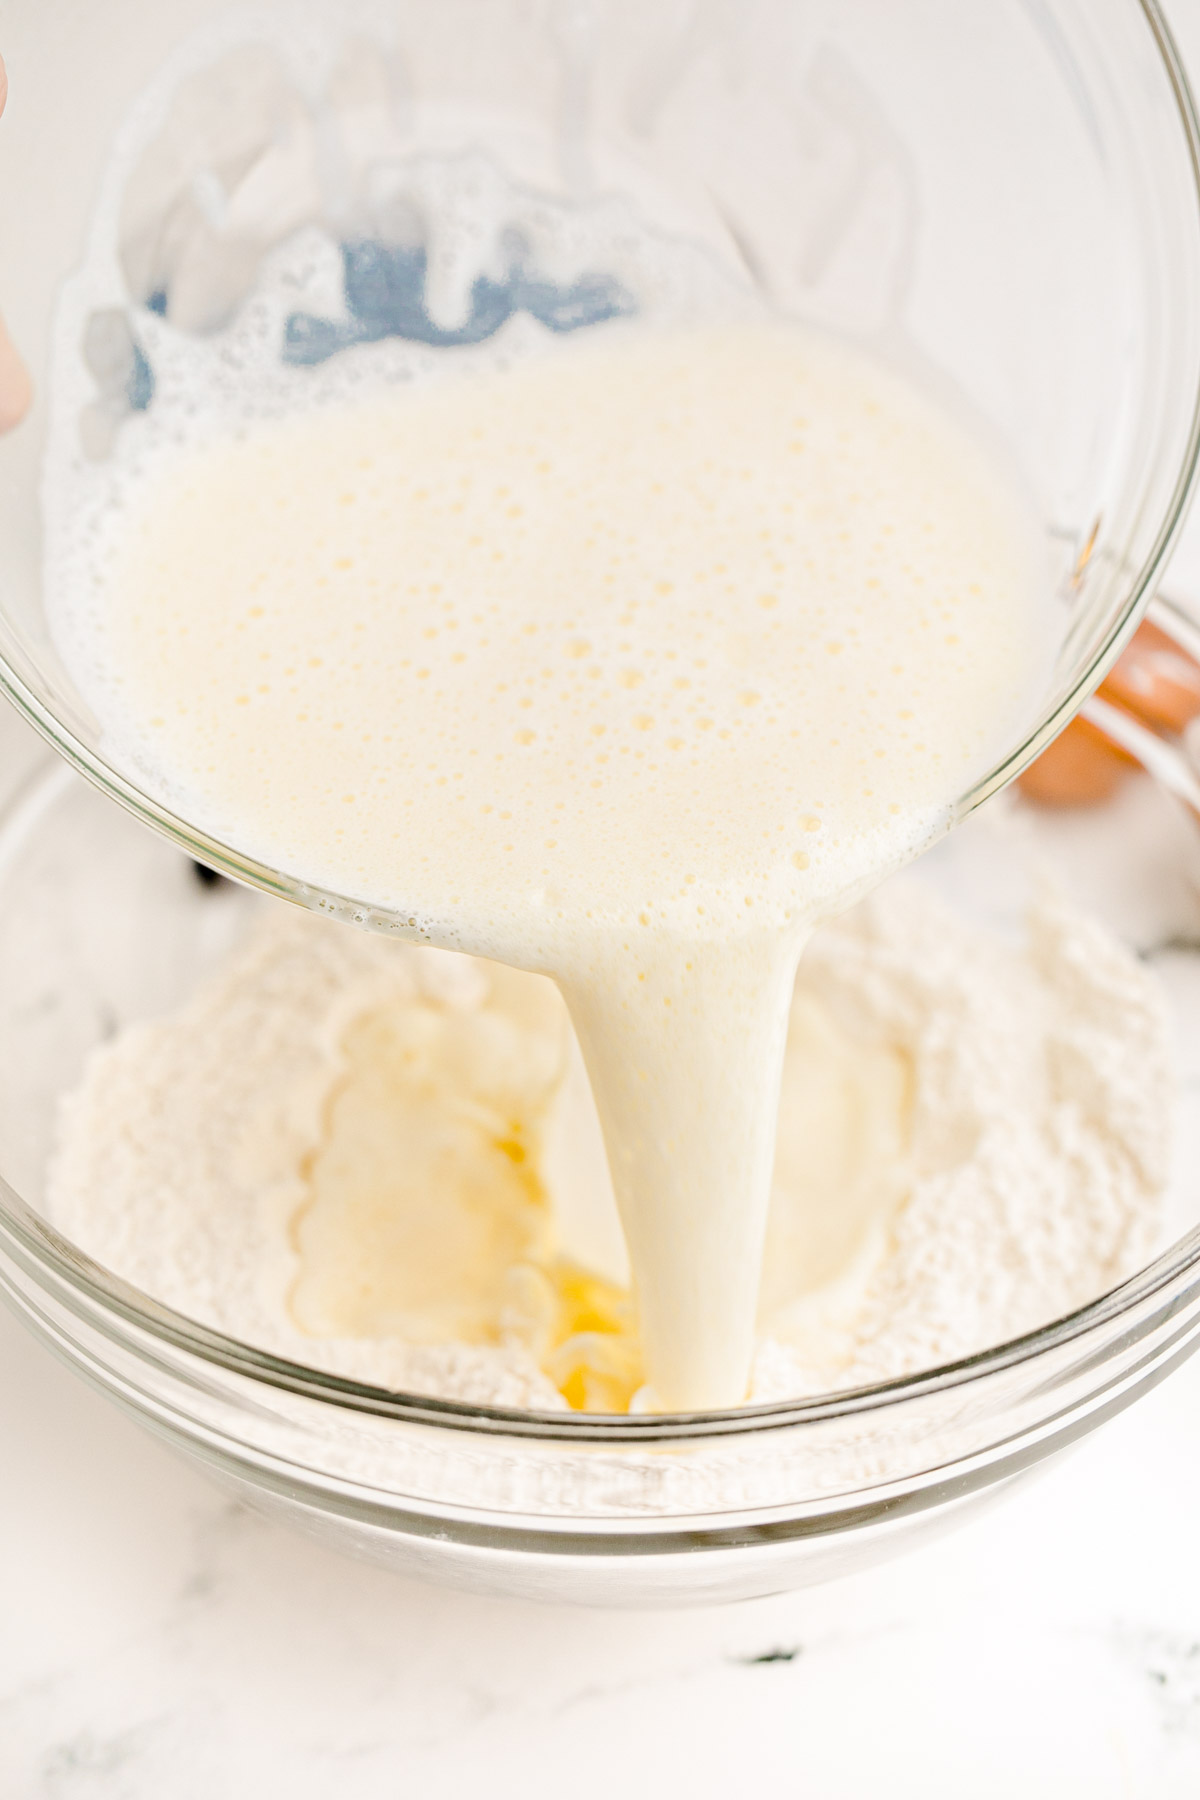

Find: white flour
<box><xmin>50</xmin><ymin>917</ymin><xmax>566</xmax><ymax>1409</ymax></box>
<box><xmin>753</xmin><ymin>879</ymin><xmax>1170</xmax><ymax>1397</ymax></box>
<box><xmin>47</xmin><ymin>875</ymin><xmax>1171</xmax><ymax>1411</ymax></box>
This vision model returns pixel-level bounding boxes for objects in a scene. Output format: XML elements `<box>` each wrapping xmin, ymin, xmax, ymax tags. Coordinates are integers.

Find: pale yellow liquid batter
<box><xmin>82</xmin><ymin>321</ymin><xmax>1046</xmax><ymax>1408</ymax></box>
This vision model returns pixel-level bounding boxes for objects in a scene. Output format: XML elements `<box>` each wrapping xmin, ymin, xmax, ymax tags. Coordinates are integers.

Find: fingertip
<box><xmin>0</xmin><ymin>316</ymin><xmax>31</xmax><ymax>433</ymax></box>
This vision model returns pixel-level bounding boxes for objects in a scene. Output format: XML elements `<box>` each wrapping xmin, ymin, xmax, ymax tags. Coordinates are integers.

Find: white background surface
<box><xmin>10</xmin><ymin>5</ymin><xmax>1200</xmax><ymax>1795</ymax></box>
<box><xmin>6</xmin><ymin>1298</ymin><xmax>1200</xmax><ymax>1799</ymax></box>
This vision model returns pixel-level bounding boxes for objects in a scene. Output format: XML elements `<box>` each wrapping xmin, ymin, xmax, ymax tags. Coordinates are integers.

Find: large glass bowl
<box><xmin>0</xmin><ymin>686</ymin><xmax>1199</xmax><ymax>1605</ymax></box>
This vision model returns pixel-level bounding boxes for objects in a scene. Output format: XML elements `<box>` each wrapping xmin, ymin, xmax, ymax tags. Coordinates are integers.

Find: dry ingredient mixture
<box><xmin>47</xmin><ymin>872</ymin><xmax>1170</xmax><ymax>1412</ymax></box>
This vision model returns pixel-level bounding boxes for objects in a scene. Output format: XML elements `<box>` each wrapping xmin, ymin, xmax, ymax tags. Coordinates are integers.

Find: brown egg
<box><xmin>1101</xmin><ymin>619</ymin><xmax>1200</xmax><ymax>734</ymax></box>
<box><xmin>1018</xmin><ymin>715</ymin><xmax>1135</xmax><ymax>807</ymax></box>
<box><xmin>1020</xmin><ymin>617</ymin><xmax>1200</xmax><ymax>808</ymax></box>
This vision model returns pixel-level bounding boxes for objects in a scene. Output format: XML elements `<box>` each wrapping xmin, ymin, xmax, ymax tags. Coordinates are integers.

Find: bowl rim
<box><xmin>2</xmin><ymin>0</ymin><xmax>1200</xmax><ymax>1446</ymax></box>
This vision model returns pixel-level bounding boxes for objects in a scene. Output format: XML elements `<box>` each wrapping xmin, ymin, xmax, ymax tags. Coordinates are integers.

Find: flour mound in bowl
<box><xmin>45</xmin><ymin>874</ymin><xmax>1171</xmax><ymax>1412</ymax></box>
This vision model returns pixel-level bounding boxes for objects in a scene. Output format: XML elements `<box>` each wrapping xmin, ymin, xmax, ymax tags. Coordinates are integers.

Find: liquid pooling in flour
<box><xmin>43</xmin><ymin>31</ymin><xmax>1052</xmax><ymax>1410</ymax></box>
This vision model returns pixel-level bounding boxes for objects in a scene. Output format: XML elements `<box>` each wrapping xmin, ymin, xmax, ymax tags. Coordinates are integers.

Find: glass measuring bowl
<box><xmin>0</xmin><ymin>0</ymin><xmax>1197</xmax><ymax>921</ymax></box>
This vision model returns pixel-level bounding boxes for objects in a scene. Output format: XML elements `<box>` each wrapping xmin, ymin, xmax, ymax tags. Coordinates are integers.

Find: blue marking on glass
<box><xmin>127</xmin><ymin>341</ymin><xmax>156</xmax><ymax>411</ymax></box>
<box><xmin>283</xmin><ymin>237</ymin><xmax>635</xmax><ymax>368</ymax></box>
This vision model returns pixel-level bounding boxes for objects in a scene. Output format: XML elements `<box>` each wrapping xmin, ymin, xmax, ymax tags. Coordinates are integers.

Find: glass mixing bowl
<box><xmin>1</xmin><ymin>685</ymin><xmax>1200</xmax><ymax>1606</ymax></box>
<box><xmin>0</xmin><ymin>0</ymin><xmax>1199</xmax><ymax>1605</ymax></box>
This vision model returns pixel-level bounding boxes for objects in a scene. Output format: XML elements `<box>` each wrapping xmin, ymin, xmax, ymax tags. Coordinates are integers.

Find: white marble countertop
<box><xmin>5</xmin><ymin>1293</ymin><xmax>1200</xmax><ymax>1799</ymax></box>
<box><xmin>11</xmin><ymin>9</ymin><xmax>1200</xmax><ymax>1795</ymax></box>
